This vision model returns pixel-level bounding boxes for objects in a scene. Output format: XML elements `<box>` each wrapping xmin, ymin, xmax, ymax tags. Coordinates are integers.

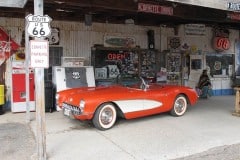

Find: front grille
<box><xmin>62</xmin><ymin>103</ymin><xmax>81</xmax><ymax>115</ymax></box>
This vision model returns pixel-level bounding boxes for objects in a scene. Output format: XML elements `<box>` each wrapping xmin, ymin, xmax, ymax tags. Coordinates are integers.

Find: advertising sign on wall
<box><xmin>104</xmin><ymin>35</ymin><xmax>136</xmax><ymax>48</ymax></box>
<box><xmin>138</xmin><ymin>3</ymin><xmax>173</xmax><ymax>15</ymax></box>
<box><xmin>185</xmin><ymin>24</ymin><xmax>206</xmax><ymax>36</ymax></box>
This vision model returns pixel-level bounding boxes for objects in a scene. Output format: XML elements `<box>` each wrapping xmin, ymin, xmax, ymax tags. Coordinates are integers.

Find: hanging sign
<box><xmin>26</xmin><ymin>14</ymin><xmax>52</xmax><ymax>38</ymax></box>
<box><xmin>138</xmin><ymin>3</ymin><xmax>173</xmax><ymax>15</ymax></box>
<box><xmin>227</xmin><ymin>2</ymin><xmax>240</xmax><ymax>11</ymax></box>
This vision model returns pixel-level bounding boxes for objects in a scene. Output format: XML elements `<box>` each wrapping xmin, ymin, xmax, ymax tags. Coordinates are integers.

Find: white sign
<box><xmin>30</xmin><ymin>40</ymin><xmax>49</xmax><ymax>68</ymax></box>
<box><xmin>165</xmin><ymin>0</ymin><xmax>240</xmax><ymax>11</ymax></box>
<box><xmin>185</xmin><ymin>24</ymin><xmax>206</xmax><ymax>36</ymax></box>
<box><xmin>26</xmin><ymin>14</ymin><xmax>52</xmax><ymax>38</ymax></box>
<box><xmin>47</xmin><ymin>27</ymin><xmax>59</xmax><ymax>45</ymax></box>
<box><xmin>228</xmin><ymin>2</ymin><xmax>240</xmax><ymax>11</ymax></box>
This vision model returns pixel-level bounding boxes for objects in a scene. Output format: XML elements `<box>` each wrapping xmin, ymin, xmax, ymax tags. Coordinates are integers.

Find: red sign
<box><xmin>138</xmin><ymin>3</ymin><xmax>173</xmax><ymax>15</ymax></box>
<box><xmin>227</xmin><ymin>13</ymin><xmax>240</xmax><ymax>21</ymax></box>
<box><xmin>0</xmin><ymin>28</ymin><xmax>20</xmax><ymax>60</ymax></box>
<box><xmin>213</xmin><ymin>37</ymin><xmax>230</xmax><ymax>51</ymax></box>
<box><xmin>107</xmin><ymin>53</ymin><xmax>127</xmax><ymax>60</ymax></box>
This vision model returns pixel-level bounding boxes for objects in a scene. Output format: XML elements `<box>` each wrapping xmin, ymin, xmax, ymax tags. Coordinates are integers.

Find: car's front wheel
<box><xmin>93</xmin><ymin>103</ymin><xmax>117</xmax><ymax>130</ymax></box>
<box><xmin>170</xmin><ymin>95</ymin><xmax>187</xmax><ymax>116</ymax></box>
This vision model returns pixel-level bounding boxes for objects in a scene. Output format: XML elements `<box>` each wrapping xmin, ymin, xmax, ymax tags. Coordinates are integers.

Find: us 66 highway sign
<box><xmin>26</xmin><ymin>14</ymin><xmax>52</xmax><ymax>38</ymax></box>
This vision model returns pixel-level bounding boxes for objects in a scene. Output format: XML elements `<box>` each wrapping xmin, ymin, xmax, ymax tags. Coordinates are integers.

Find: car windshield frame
<box><xmin>115</xmin><ymin>74</ymin><xmax>149</xmax><ymax>90</ymax></box>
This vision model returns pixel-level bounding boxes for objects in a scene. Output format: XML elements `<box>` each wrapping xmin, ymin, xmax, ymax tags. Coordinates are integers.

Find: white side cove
<box><xmin>113</xmin><ymin>99</ymin><xmax>163</xmax><ymax>113</ymax></box>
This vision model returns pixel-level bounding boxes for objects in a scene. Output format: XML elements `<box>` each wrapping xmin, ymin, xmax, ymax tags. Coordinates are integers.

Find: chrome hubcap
<box><xmin>100</xmin><ymin>108</ymin><xmax>113</xmax><ymax>125</ymax></box>
<box><xmin>175</xmin><ymin>99</ymin><xmax>185</xmax><ymax>113</ymax></box>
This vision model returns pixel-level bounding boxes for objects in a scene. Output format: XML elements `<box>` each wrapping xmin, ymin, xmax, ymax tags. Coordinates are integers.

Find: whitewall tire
<box><xmin>93</xmin><ymin>103</ymin><xmax>117</xmax><ymax>130</ymax></box>
<box><xmin>170</xmin><ymin>95</ymin><xmax>187</xmax><ymax>116</ymax></box>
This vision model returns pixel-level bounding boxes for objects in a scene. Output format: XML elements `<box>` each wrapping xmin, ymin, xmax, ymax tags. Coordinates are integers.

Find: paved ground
<box><xmin>0</xmin><ymin>123</ymin><xmax>35</xmax><ymax>160</ymax></box>
<box><xmin>174</xmin><ymin>143</ymin><xmax>240</xmax><ymax>160</ymax></box>
<box><xmin>0</xmin><ymin>95</ymin><xmax>240</xmax><ymax>160</ymax></box>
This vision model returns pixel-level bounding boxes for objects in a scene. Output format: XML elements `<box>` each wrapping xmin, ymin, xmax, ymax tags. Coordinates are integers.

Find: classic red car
<box><xmin>56</xmin><ymin>76</ymin><xmax>198</xmax><ymax>130</ymax></box>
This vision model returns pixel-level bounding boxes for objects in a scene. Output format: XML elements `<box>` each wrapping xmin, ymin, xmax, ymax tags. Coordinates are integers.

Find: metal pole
<box><xmin>34</xmin><ymin>0</ymin><xmax>46</xmax><ymax>159</ymax></box>
<box><xmin>25</xmin><ymin>12</ymin><xmax>30</xmax><ymax>123</ymax></box>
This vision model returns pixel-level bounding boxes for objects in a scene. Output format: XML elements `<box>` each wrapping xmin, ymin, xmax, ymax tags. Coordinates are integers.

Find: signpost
<box><xmin>25</xmin><ymin>1</ymin><xmax>52</xmax><ymax>159</ymax></box>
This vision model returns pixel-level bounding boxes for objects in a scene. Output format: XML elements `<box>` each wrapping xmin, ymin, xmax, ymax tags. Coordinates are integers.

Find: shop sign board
<box><xmin>227</xmin><ymin>12</ymin><xmax>240</xmax><ymax>21</ymax></box>
<box><xmin>138</xmin><ymin>3</ymin><xmax>173</xmax><ymax>15</ymax></box>
<box><xmin>227</xmin><ymin>2</ymin><xmax>240</xmax><ymax>11</ymax></box>
<box><xmin>104</xmin><ymin>35</ymin><xmax>136</xmax><ymax>48</ymax></box>
<box><xmin>165</xmin><ymin>0</ymin><xmax>240</xmax><ymax>11</ymax></box>
<box><xmin>185</xmin><ymin>24</ymin><xmax>206</xmax><ymax>36</ymax></box>
<box><xmin>26</xmin><ymin>14</ymin><xmax>52</xmax><ymax>38</ymax></box>
<box><xmin>30</xmin><ymin>40</ymin><xmax>49</xmax><ymax>68</ymax></box>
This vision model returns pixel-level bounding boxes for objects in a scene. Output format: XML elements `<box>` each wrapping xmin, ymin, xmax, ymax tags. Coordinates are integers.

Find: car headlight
<box><xmin>79</xmin><ymin>100</ymin><xmax>85</xmax><ymax>112</ymax></box>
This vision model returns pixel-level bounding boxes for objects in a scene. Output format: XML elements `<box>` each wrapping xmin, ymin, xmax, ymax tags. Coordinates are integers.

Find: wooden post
<box><xmin>232</xmin><ymin>87</ymin><xmax>240</xmax><ymax>116</ymax></box>
<box><xmin>34</xmin><ymin>0</ymin><xmax>46</xmax><ymax>159</ymax></box>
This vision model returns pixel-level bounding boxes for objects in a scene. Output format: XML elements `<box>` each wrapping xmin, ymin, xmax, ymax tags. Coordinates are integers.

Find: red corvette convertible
<box><xmin>56</xmin><ymin>75</ymin><xmax>198</xmax><ymax>130</ymax></box>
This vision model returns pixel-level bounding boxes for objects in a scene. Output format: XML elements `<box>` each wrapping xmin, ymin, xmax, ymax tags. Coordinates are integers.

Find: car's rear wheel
<box><xmin>170</xmin><ymin>95</ymin><xmax>187</xmax><ymax>116</ymax></box>
<box><xmin>93</xmin><ymin>103</ymin><xmax>117</xmax><ymax>130</ymax></box>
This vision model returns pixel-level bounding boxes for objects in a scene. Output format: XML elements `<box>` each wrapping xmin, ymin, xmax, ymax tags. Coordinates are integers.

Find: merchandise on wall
<box><xmin>91</xmin><ymin>46</ymin><xmax>158</xmax><ymax>86</ymax></box>
<box><xmin>139</xmin><ymin>50</ymin><xmax>157</xmax><ymax>82</ymax></box>
<box><xmin>166</xmin><ymin>53</ymin><xmax>182</xmax><ymax>85</ymax></box>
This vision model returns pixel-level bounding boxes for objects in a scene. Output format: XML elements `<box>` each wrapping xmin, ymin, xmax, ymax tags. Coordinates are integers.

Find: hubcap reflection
<box><xmin>101</xmin><ymin>107</ymin><xmax>113</xmax><ymax>125</ymax></box>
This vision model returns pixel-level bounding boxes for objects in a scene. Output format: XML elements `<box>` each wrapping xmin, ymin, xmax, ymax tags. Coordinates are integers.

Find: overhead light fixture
<box><xmin>54</xmin><ymin>1</ymin><xmax>65</xmax><ymax>4</ymax></box>
<box><xmin>56</xmin><ymin>8</ymin><xmax>73</xmax><ymax>12</ymax></box>
<box><xmin>0</xmin><ymin>0</ymin><xmax>27</xmax><ymax>8</ymax></box>
<box><xmin>125</xmin><ymin>19</ymin><xmax>134</xmax><ymax>25</ymax></box>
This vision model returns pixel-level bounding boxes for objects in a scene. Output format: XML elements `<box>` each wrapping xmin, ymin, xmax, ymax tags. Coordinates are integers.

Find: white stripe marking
<box><xmin>114</xmin><ymin>99</ymin><xmax>162</xmax><ymax>113</ymax></box>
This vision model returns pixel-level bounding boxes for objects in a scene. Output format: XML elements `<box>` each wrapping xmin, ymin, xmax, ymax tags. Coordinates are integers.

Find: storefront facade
<box><xmin>0</xmin><ymin>15</ymin><xmax>239</xmax><ymax>111</ymax></box>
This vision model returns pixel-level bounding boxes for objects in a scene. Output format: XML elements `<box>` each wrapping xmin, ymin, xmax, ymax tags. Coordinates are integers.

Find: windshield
<box><xmin>115</xmin><ymin>74</ymin><xmax>142</xmax><ymax>86</ymax></box>
<box><xmin>115</xmin><ymin>74</ymin><xmax>151</xmax><ymax>90</ymax></box>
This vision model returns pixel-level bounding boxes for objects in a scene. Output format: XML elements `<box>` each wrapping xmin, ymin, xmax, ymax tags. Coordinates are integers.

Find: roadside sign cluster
<box><xmin>26</xmin><ymin>14</ymin><xmax>52</xmax><ymax>68</ymax></box>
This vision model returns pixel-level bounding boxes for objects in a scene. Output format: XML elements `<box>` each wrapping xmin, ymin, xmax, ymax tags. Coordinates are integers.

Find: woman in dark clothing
<box><xmin>197</xmin><ymin>70</ymin><xmax>212</xmax><ymax>98</ymax></box>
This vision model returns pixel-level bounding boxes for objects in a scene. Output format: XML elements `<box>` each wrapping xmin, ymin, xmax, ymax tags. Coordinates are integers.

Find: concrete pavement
<box><xmin>1</xmin><ymin>95</ymin><xmax>240</xmax><ymax>160</ymax></box>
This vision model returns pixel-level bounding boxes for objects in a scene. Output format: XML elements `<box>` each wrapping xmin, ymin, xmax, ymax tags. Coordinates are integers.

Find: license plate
<box><xmin>63</xmin><ymin>108</ymin><xmax>71</xmax><ymax>116</ymax></box>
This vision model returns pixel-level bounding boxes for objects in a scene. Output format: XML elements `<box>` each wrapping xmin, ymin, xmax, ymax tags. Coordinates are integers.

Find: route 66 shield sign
<box><xmin>26</xmin><ymin>14</ymin><xmax>52</xmax><ymax>38</ymax></box>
